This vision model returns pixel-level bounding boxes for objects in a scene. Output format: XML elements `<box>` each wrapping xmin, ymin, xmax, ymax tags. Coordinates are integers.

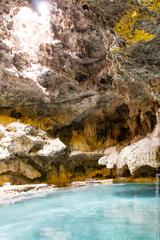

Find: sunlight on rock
<box><xmin>12</xmin><ymin>5</ymin><xmax>52</xmax><ymax>55</ymax></box>
<box><xmin>37</xmin><ymin>1</ymin><xmax>50</xmax><ymax>19</ymax></box>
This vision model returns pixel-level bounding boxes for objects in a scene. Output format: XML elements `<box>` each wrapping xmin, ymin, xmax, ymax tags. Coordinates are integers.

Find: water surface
<box><xmin>0</xmin><ymin>184</ymin><xmax>159</xmax><ymax>240</ymax></box>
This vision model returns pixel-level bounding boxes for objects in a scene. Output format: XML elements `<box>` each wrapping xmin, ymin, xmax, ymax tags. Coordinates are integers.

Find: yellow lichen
<box><xmin>115</xmin><ymin>10</ymin><xmax>156</xmax><ymax>44</ymax></box>
<box><xmin>70</xmin><ymin>130</ymin><xmax>91</xmax><ymax>151</ymax></box>
<box><xmin>0</xmin><ymin>176</ymin><xmax>12</xmax><ymax>186</ymax></box>
<box><xmin>133</xmin><ymin>29</ymin><xmax>155</xmax><ymax>42</ymax></box>
<box><xmin>21</xmin><ymin>117</ymin><xmax>54</xmax><ymax>130</ymax></box>
<box><xmin>0</xmin><ymin>115</ymin><xmax>17</xmax><ymax>125</ymax></box>
<box><xmin>0</xmin><ymin>114</ymin><xmax>55</xmax><ymax>130</ymax></box>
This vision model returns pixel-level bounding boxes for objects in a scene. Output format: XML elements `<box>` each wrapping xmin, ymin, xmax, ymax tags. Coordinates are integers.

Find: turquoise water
<box><xmin>0</xmin><ymin>184</ymin><xmax>159</xmax><ymax>240</ymax></box>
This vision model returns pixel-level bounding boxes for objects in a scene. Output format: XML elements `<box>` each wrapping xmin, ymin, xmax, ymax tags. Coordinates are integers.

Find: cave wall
<box><xmin>0</xmin><ymin>0</ymin><xmax>160</xmax><ymax>159</ymax></box>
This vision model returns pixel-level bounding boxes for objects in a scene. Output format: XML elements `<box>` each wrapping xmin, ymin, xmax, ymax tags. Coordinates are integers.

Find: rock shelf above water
<box><xmin>0</xmin><ymin>121</ymin><xmax>159</xmax><ymax>186</ymax></box>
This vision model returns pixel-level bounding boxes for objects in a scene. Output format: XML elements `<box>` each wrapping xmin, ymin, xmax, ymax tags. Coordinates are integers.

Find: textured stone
<box><xmin>98</xmin><ymin>147</ymin><xmax>119</xmax><ymax>169</ymax></box>
<box><xmin>0</xmin><ymin>0</ymin><xmax>158</xmax><ymax>153</ymax></box>
<box><xmin>0</xmin><ymin>0</ymin><xmax>160</xmax><ymax>184</ymax></box>
<box><xmin>0</xmin><ymin>160</ymin><xmax>41</xmax><ymax>180</ymax></box>
<box><xmin>99</xmin><ymin>111</ymin><xmax>160</xmax><ymax>176</ymax></box>
<box><xmin>117</xmin><ymin>137</ymin><xmax>160</xmax><ymax>175</ymax></box>
<box><xmin>0</xmin><ymin>122</ymin><xmax>68</xmax><ymax>182</ymax></box>
<box><xmin>38</xmin><ymin>138</ymin><xmax>66</xmax><ymax>158</ymax></box>
<box><xmin>0</xmin><ymin>122</ymin><xmax>110</xmax><ymax>185</ymax></box>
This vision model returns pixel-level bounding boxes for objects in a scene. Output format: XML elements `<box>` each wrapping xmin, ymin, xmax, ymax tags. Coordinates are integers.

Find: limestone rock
<box><xmin>117</xmin><ymin>136</ymin><xmax>160</xmax><ymax>175</ymax></box>
<box><xmin>98</xmin><ymin>147</ymin><xmax>119</xmax><ymax>169</ymax></box>
<box><xmin>0</xmin><ymin>122</ymin><xmax>110</xmax><ymax>185</ymax></box>
<box><xmin>99</xmin><ymin>129</ymin><xmax>160</xmax><ymax>176</ymax></box>
<box><xmin>0</xmin><ymin>0</ymin><xmax>160</xmax><ymax>184</ymax></box>
<box><xmin>38</xmin><ymin>138</ymin><xmax>66</xmax><ymax>158</ymax></box>
<box><xmin>0</xmin><ymin>122</ymin><xmax>69</xmax><ymax>182</ymax></box>
<box><xmin>0</xmin><ymin>147</ymin><xmax>10</xmax><ymax>160</ymax></box>
<box><xmin>98</xmin><ymin>111</ymin><xmax>160</xmax><ymax>177</ymax></box>
<box><xmin>69</xmin><ymin>151</ymin><xmax>103</xmax><ymax>164</ymax></box>
<box><xmin>68</xmin><ymin>151</ymin><xmax>112</xmax><ymax>182</ymax></box>
<box><xmin>0</xmin><ymin>130</ymin><xmax>43</xmax><ymax>157</ymax></box>
<box><xmin>117</xmin><ymin>109</ymin><xmax>160</xmax><ymax>175</ymax></box>
<box><xmin>7</xmin><ymin>122</ymin><xmax>36</xmax><ymax>135</ymax></box>
<box><xmin>0</xmin><ymin>160</ymin><xmax>41</xmax><ymax>180</ymax></box>
<box><xmin>0</xmin><ymin>0</ymin><xmax>159</xmax><ymax>153</ymax></box>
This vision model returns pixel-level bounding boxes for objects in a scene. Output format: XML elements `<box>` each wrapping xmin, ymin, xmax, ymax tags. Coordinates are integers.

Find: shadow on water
<box><xmin>114</xmin><ymin>184</ymin><xmax>156</xmax><ymax>198</ymax></box>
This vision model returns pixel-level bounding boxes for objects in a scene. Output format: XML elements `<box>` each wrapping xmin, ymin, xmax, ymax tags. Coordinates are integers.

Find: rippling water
<box><xmin>0</xmin><ymin>184</ymin><xmax>159</xmax><ymax>240</ymax></box>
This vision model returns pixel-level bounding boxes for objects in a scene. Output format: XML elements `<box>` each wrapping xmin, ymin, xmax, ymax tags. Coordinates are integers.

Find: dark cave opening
<box><xmin>134</xmin><ymin>166</ymin><xmax>158</xmax><ymax>178</ymax></box>
<box><xmin>94</xmin><ymin>173</ymin><xmax>103</xmax><ymax>179</ymax></box>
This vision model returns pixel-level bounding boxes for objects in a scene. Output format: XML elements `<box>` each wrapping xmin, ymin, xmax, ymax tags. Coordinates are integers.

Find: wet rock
<box><xmin>0</xmin><ymin>122</ymin><xmax>110</xmax><ymax>185</ymax></box>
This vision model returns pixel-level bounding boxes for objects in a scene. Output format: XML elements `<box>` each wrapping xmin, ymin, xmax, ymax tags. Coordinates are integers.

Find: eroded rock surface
<box><xmin>99</xmin><ymin>110</ymin><xmax>160</xmax><ymax>177</ymax></box>
<box><xmin>0</xmin><ymin>0</ymin><xmax>159</xmax><ymax>150</ymax></box>
<box><xmin>0</xmin><ymin>122</ymin><xmax>109</xmax><ymax>186</ymax></box>
<box><xmin>0</xmin><ymin>0</ymin><xmax>160</xmax><ymax>184</ymax></box>
<box><xmin>0</xmin><ymin>122</ymin><xmax>69</xmax><ymax>185</ymax></box>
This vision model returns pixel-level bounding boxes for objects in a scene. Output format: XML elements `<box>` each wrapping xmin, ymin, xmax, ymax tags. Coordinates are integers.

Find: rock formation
<box><xmin>0</xmin><ymin>122</ymin><xmax>110</xmax><ymax>186</ymax></box>
<box><xmin>0</xmin><ymin>0</ymin><xmax>160</xmax><ymax>185</ymax></box>
<box><xmin>99</xmin><ymin>109</ymin><xmax>160</xmax><ymax>177</ymax></box>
